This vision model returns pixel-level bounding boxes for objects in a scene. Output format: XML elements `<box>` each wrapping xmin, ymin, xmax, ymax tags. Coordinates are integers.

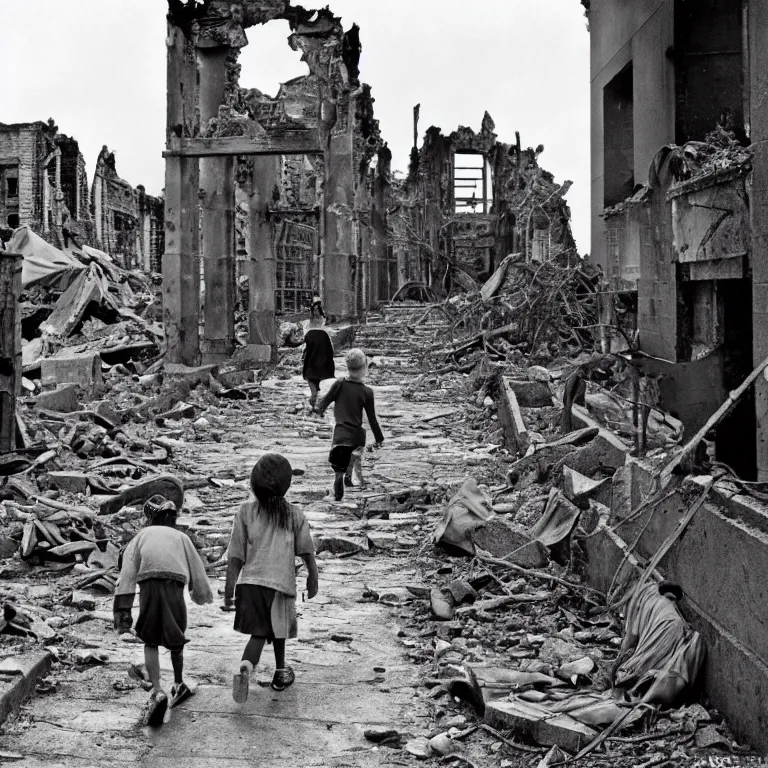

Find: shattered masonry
<box><xmin>163</xmin><ymin>0</ymin><xmax>394</xmax><ymax>367</ymax></box>
<box><xmin>0</xmin><ymin>120</ymin><xmax>163</xmax><ymax>270</ymax></box>
<box><xmin>398</xmin><ymin>110</ymin><xmax>576</xmax><ymax>288</ymax></box>
<box><xmin>586</xmin><ymin>0</ymin><xmax>768</xmax><ymax>753</ymax></box>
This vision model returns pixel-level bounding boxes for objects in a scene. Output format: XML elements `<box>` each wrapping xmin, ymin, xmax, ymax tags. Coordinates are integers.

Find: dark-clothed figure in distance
<box><xmin>302</xmin><ymin>315</ymin><xmax>335</xmax><ymax>408</ymax></box>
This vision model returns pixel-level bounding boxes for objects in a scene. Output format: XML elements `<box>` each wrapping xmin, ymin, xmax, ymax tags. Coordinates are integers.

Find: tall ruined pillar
<box><xmin>322</xmin><ymin>94</ymin><xmax>357</xmax><ymax>320</ymax></box>
<box><xmin>751</xmin><ymin>1</ymin><xmax>768</xmax><ymax>479</ymax></box>
<box><xmin>198</xmin><ymin>47</ymin><xmax>236</xmax><ymax>363</ymax></box>
<box><xmin>246</xmin><ymin>155</ymin><xmax>279</xmax><ymax>361</ymax></box>
<box><xmin>371</xmin><ymin>144</ymin><xmax>392</xmax><ymax>305</ymax></box>
<box><xmin>0</xmin><ymin>252</ymin><xmax>21</xmax><ymax>454</ymax></box>
<box><xmin>163</xmin><ymin>21</ymin><xmax>200</xmax><ymax>366</ymax></box>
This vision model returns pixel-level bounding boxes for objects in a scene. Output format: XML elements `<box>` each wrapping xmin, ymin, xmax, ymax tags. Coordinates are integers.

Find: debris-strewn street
<box><xmin>0</xmin><ymin>316</ymin><xmax>754</xmax><ymax>767</ymax></box>
<box><xmin>4</xmin><ymin>0</ymin><xmax>768</xmax><ymax>764</ymax></box>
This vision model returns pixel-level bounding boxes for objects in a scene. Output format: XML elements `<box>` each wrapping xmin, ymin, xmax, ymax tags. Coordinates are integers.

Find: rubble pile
<box><xmin>665</xmin><ymin>125</ymin><xmax>752</xmax><ymax>186</ymax></box>
<box><xmin>432</xmin><ymin>253</ymin><xmax>601</xmax><ymax>373</ymax></box>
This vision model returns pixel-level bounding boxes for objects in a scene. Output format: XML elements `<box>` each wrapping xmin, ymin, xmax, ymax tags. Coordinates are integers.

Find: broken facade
<box><xmin>0</xmin><ymin>120</ymin><xmax>94</xmax><ymax>250</ymax></box>
<box><xmin>92</xmin><ymin>146</ymin><xmax>165</xmax><ymax>272</ymax></box>
<box><xmin>0</xmin><ymin>121</ymin><xmax>164</xmax><ymax>271</ymax></box>
<box><xmin>399</xmin><ymin>111</ymin><xmax>576</xmax><ymax>288</ymax></box>
<box><xmin>585</xmin><ymin>0</ymin><xmax>768</xmax><ymax>752</ymax></box>
<box><xmin>587</xmin><ymin>0</ymin><xmax>768</xmax><ymax>479</ymax></box>
<box><xmin>163</xmin><ymin>0</ymin><xmax>396</xmax><ymax>366</ymax></box>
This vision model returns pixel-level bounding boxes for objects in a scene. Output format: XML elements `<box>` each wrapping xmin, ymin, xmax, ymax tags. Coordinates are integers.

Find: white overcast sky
<box><xmin>0</xmin><ymin>0</ymin><xmax>591</xmax><ymax>251</ymax></box>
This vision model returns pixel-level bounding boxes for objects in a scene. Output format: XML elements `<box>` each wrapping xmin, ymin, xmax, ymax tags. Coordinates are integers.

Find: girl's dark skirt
<box><xmin>234</xmin><ymin>584</ymin><xmax>297</xmax><ymax>641</ymax></box>
<box><xmin>135</xmin><ymin>578</ymin><xmax>188</xmax><ymax>650</ymax></box>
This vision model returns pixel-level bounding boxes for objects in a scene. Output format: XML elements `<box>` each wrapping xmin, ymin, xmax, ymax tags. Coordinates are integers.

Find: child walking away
<box><xmin>113</xmin><ymin>495</ymin><xmax>213</xmax><ymax>726</ymax></box>
<box><xmin>224</xmin><ymin>453</ymin><xmax>318</xmax><ymax>703</ymax></box>
<box><xmin>314</xmin><ymin>348</ymin><xmax>384</xmax><ymax>502</ymax></box>
<box><xmin>302</xmin><ymin>315</ymin><xmax>335</xmax><ymax>409</ymax></box>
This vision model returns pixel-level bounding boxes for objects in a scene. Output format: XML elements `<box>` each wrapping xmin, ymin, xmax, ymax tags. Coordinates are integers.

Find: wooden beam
<box><xmin>0</xmin><ymin>252</ymin><xmax>22</xmax><ymax>454</ymax></box>
<box><xmin>165</xmin><ymin>132</ymin><xmax>322</xmax><ymax>158</ymax></box>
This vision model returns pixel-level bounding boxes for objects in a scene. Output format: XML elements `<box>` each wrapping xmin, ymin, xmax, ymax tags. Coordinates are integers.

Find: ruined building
<box><xmin>584</xmin><ymin>0</ymin><xmax>768</xmax><ymax>752</ymax></box>
<box><xmin>0</xmin><ymin>119</ymin><xmax>93</xmax><ymax>249</ymax></box>
<box><xmin>92</xmin><ymin>146</ymin><xmax>165</xmax><ymax>272</ymax></box>
<box><xmin>0</xmin><ymin>121</ymin><xmax>164</xmax><ymax>270</ymax></box>
<box><xmin>585</xmin><ymin>0</ymin><xmax>768</xmax><ymax>479</ymax></box>
<box><xmin>163</xmin><ymin>0</ymin><xmax>395</xmax><ymax>366</ymax></box>
<box><xmin>399</xmin><ymin>110</ymin><xmax>576</xmax><ymax>289</ymax></box>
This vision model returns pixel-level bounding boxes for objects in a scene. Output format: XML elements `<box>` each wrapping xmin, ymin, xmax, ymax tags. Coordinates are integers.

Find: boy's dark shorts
<box><xmin>135</xmin><ymin>578</ymin><xmax>188</xmax><ymax>650</ymax></box>
<box><xmin>329</xmin><ymin>445</ymin><xmax>356</xmax><ymax>472</ymax></box>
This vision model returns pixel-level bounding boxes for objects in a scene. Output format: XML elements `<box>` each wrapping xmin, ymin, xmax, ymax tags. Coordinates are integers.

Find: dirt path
<box><xmin>0</xmin><ymin>349</ymin><xmax>478</xmax><ymax>766</ymax></box>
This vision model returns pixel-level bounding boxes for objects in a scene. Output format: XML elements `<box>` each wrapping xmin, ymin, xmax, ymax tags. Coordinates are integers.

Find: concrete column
<box><xmin>198</xmin><ymin>47</ymin><xmax>236</xmax><ymax>363</ymax></box>
<box><xmin>322</xmin><ymin>96</ymin><xmax>356</xmax><ymax>320</ymax></box>
<box><xmin>0</xmin><ymin>252</ymin><xmax>21</xmax><ymax>454</ymax></box>
<box><xmin>371</xmin><ymin>150</ymin><xmax>391</xmax><ymax>304</ymax></box>
<box><xmin>246</xmin><ymin>155</ymin><xmax>279</xmax><ymax>361</ymax></box>
<box><xmin>163</xmin><ymin>23</ymin><xmax>200</xmax><ymax>366</ymax></box>
<box><xmin>750</xmin><ymin>0</ymin><xmax>768</xmax><ymax>479</ymax></box>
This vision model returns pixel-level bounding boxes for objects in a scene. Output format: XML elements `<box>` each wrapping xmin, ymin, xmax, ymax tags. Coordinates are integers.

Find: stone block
<box><xmin>70</xmin><ymin>590</ymin><xmax>96</xmax><ymax>610</ymax></box>
<box><xmin>314</xmin><ymin>535</ymin><xmax>367</xmax><ymax>555</ymax></box>
<box><xmin>163</xmin><ymin>362</ymin><xmax>218</xmax><ymax>387</ymax></box>
<box><xmin>508</xmin><ymin>379</ymin><xmax>553</xmax><ymax>408</ymax></box>
<box><xmin>47</xmin><ymin>471</ymin><xmax>88</xmax><ymax>495</ymax></box>
<box><xmin>215</xmin><ymin>369</ymin><xmax>255</xmax><ymax>389</ymax></box>
<box><xmin>430</xmin><ymin>589</ymin><xmax>455</xmax><ymax>621</ymax></box>
<box><xmin>232</xmin><ymin>344</ymin><xmax>273</xmax><ymax>369</ymax></box>
<box><xmin>447</xmin><ymin>580</ymin><xmax>478</xmax><ymax>605</ymax></box>
<box><xmin>472</xmin><ymin>519</ymin><xmax>549</xmax><ymax>566</ymax></box>
<box><xmin>41</xmin><ymin>352</ymin><xmax>102</xmax><ymax>389</ymax></box>
<box><xmin>33</xmin><ymin>384</ymin><xmax>79</xmax><ymax>413</ymax></box>
<box><xmin>483</xmin><ymin>699</ymin><xmax>597</xmax><ymax>753</ymax></box>
<box><xmin>366</xmin><ymin>532</ymin><xmax>397</xmax><ymax>550</ymax></box>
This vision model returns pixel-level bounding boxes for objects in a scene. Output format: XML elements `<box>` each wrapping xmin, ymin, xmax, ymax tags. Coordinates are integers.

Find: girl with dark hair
<box><xmin>224</xmin><ymin>453</ymin><xmax>318</xmax><ymax>702</ymax></box>
<box><xmin>114</xmin><ymin>494</ymin><xmax>213</xmax><ymax>726</ymax></box>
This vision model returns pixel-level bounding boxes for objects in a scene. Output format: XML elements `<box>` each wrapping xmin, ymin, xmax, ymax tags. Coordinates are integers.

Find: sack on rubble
<box><xmin>613</xmin><ymin>582</ymin><xmax>705</xmax><ymax>707</ymax></box>
<box><xmin>433</xmin><ymin>477</ymin><xmax>493</xmax><ymax>556</ymax></box>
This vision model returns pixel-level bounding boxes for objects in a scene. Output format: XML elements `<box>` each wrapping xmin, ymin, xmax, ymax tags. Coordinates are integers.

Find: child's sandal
<box><xmin>232</xmin><ymin>663</ymin><xmax>251</xmax><ymax>703</ymax></box>
<box><xmin>142</xmin><ymin>690</ymin><xmax>168</xmax><ymax>727</ymax></box>
<box><xmin>271</xmin><ymin>667</ymin><xmax>295</xmax><ymax>691</ymax></box>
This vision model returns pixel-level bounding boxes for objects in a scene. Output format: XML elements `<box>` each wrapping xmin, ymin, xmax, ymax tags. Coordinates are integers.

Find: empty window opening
<box><xmin>454</xmin><ymin>153</ymin><xmax>493</xmax><ymax>214</ymax></box>
<box><xmin>603</xmin><ymin>64</ymin><xmax>634</xmax><ymax>208</ymax></box>
<box><xmin>674</xmin><ymin>0</ymin><xmax>745</xmax><ymax>143</ymax></box>
<box><xmin>6</xmin><ymin>178</ymin><xmax>18</xmax><ymax>198</ymax></box>
<box><xmin>238</xmin><ymin>20</ymin><xmax>310</xmax><ymax>100</ymax></box>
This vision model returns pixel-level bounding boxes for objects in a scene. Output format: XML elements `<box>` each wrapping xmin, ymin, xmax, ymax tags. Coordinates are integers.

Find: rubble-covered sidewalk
<box><xmin>0</xmin><ymin>309</ymin><xmax>754</xmax><ymax>767</ymax></box>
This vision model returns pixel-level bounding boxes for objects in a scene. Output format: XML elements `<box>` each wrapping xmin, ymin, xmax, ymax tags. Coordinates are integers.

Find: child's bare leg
<box><xmin>242</xmin><ymin>636</ymin><xmax>266</xmax><ymax>669</ymax></box>
<box><xmin>273</xmin><ymin>639</ymin><xmax>286</xmax><ymax>669</ymax></box>
<box><xmin>353</xmin><ymin>451</ymin><xmax>364</xmax><ymax>485</ymax></box>
<box><xmin>170</xmin><ymin>649</ymin><xmax>184</xmax><ymax>685</ymax></box>
<box><xmin>144</xmin><ymin>645</ymin><xmax>162</xmax><ymax>692</ymax></box>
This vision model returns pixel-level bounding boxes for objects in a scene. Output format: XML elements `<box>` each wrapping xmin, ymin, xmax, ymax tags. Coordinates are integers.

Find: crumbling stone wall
<box><xmin>0</xmin><ymin>121</ymin><xmax>51</xmax><ymax>236</ymax></box>
<box><xmin>400</xmin><ymin>112</ymin><xmax>576</xmax><ymax>290</ymax></box>
<box><xmin>92</xmin><ymin>146</ymin><xmax>163</xmax><ymax>270</ymax></box>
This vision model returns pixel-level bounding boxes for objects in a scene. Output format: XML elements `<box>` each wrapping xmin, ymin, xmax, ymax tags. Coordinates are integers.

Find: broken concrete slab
<box><xmin>314</xmin><ymin>535</ymin><xmax>367</xmax><ymax>556</ymax></box>
<box><xmin>447</xmin><ymin>580</ymin><xmax>478</xmax><ymax>605</ymax></box>
<box><xmin>33</xmin><ymin>384</ymin><xmax>79</xmax><ymax>413</ymax></box>
<box><xmin>41</xmin><ymin>352</ymin><xmax>102</xmax><ymax>390</ymax></box>
<box><xmin>483</xmin><ymin>698</ymin><xmax>598</xmax><ymax>753</ymax></box>
<box><xmin>561</xmin><ymin>466</ymin><xmax>609</xmax><ymax>503</ymax></box>
<box><xmin>472</xmin><ymin>518</ymin><xmax>549</xmax><ymax>567</ymax></box>
<box><xmin>232</xmin><ymin>344</ymin><xmax>272</xmax><ymax>368</ymax></box>
<box><xmin>430</xmin><ymin>589</ymin><xmax>455</xmax><ymax>621</ymax></box>
<box><xmin>366</xmin><ymin>532</ymin><xmax>397</xmax><ymax>550</ymax></box>
<box><xmin>0</xmin><ymin>651</ymin><xmax>53</xmax><ymax>726</ymax></box>
<box><xmin>46</xmin><ymin>471</ymin><xmax>89</xmax><ymax>495</ymax></box>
